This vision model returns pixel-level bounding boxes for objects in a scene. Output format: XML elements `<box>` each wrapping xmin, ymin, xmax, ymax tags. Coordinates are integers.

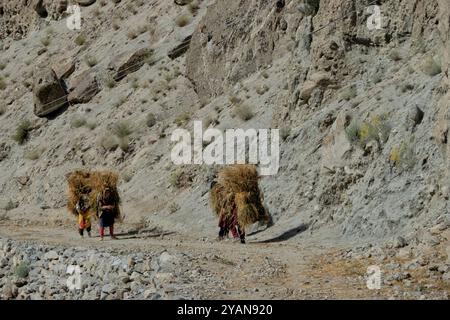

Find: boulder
<box><xmin>33</xmin><ymin>67</ymin><xmax>68</xmax><ymax>117</ymax></box>
<box><xmin>321</xmin><ymin>111</ymin><xmax>352</xmax><ymax>170</ymax></box>
<box><xmin>299</xmin><ymin>72</ymin><xmax>332</xmax><ymax>100</ymax></box>
<box><xmin>68</xmin><ymin>71</ymin><xmax>100</xmax><ymax>104</ymax></box>
<box><xmin>52</xmin><ymin>59</ymin><xmax>75</xmax><ymax>80</ymax></box>
<box><xmin>108</xmin><ymin>48</ymin><xmax>153</xmax><ymax>81</ymax></box>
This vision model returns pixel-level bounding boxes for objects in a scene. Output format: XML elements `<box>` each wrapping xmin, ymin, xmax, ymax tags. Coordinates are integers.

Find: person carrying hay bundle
<box><xmin>67</xmin><ymin>170</ymin><xmax>94</xmax><ymax>238</ymax></box>
<box><xmin>210</xmin><ymin>165</ymin><xmax>272</xmax><ymax>244</ymax></box>
<box><xmin>92</xmin><ymin>171</ymin><xmax>122</xmax><ymax>241</ymax></box>
<box><xmin>96</xmin><ymin>187</ymin><xmax>120</xmax><ymax>240</ymax></box>
<box><xmin>76</xmin><ymin>194</ymin><xmax>92</xmax><ymax>238</ymax></box>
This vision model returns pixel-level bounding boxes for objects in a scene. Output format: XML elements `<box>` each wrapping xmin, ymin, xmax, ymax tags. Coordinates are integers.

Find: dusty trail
<box><xmin>0</xmin><ymin>222</ymin><xmax>391</xmax><ymax>299</ymax></box>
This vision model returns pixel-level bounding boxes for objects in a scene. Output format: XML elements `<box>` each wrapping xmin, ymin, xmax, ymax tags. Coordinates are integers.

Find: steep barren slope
<box><xmin>0</xmin><ymin>0</ymin><xmax>449</xmax><ymax>248</ymax></box>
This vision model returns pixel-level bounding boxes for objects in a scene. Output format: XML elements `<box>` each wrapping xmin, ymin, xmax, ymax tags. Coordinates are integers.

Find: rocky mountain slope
<box><xmin>0</xmin><ymin>0</ymin><xmax>450</xmax><ymax>299</ymax></box>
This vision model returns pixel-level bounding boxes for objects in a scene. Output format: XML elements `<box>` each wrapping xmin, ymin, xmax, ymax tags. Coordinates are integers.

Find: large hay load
<box><xmin>210</xmin><ymin>165</ymin><xmax>271</xmax><ymax>229</ymax></box>
<box><xmin>66</xmin><ymin>169</ymin><xmax>122</xmax><ymax>220</ymax></box>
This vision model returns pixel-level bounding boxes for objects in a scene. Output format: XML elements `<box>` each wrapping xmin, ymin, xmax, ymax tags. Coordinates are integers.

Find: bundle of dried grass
<box><xmin>218</xmin><ymin>164</ymin><xmax>259</xmax><ymax>194</ymax></box>
<box><xmin>67</xmin><ymin>170</ymin><xmax>93</xmax><ymax>216</ymax></box>
<box><xmin>211</xmin><ymin>165</ymin><xmax>270</xmax><ymax>228</ymax></box>
<box><xmin>66</xmin><ymin>169</ymin><xmax>121</xmax><ymax>220</ymax></box>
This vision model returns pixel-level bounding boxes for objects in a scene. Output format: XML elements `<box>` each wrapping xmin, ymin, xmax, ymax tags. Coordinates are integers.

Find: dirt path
<box><xmin>0</xmin><ymin>222</ymin><xmax>396</xmax><ymax>299</ymax></box>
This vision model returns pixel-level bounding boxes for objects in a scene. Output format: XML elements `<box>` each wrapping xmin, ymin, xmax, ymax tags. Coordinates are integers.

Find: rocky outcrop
<box><xmin>0</xmin><ymin>0</ymin><xmax>67</xmax><ymax>40</ymax></box>
<box><xmin>32</xmin><ymin>67</ymin><xmax>68</xmax><ymax>117</ymax></box>
<box><xmin>67</xmin><ymin>71</ymin><xmax>100</xmax><ymax>104</ymax></box>
<box><xmin>108</xmin><ymin>48</ymin><xmax>153</xmax><ymax>81</ymax></box>
<box><xmin>187</xmin><ymin>0</ymin><xmax>291</xmax><ymax>100</ymax></box>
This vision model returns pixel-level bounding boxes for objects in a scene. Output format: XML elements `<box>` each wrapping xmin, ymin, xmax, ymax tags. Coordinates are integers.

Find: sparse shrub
<box><xmin>234</xmin><ymin>104</ymin><xmax>254</xmax><ymax>121</ymax></box>
<box><xmin>280</xmin><ymin>127</ymin><xmax>291</xmax><ymax>141</ymax></box>
<box><xmin>421</xmin><ymin>56</ymin><xmax>442</xmax><ymax>76</ymax></box>
<box><xmin>127</xmin><ymin>30</ymin><xmax>138</xmax><ymax>40</ymax></box>
<box><xmin>0</xmin><ymin>77</ymin><xmax>6</xmax><ymax>90</ymax></box>
<box><xmin>105</xmin><ymin>76</ymin><xmax>116</xmax><ymax>89</ymax></box>
<box><xmin>229</xmin><ymin>95</ymin><xmax>241</xmax><ymax>105</ymax></box>
<box><xmin>400</xmin><ymin>83</ymin><xmax>414</xmax><ymax>93</ymax></box>
<box><xmin>261</xmin><ymin>70</ymin><xmax>269</xmax><ymax>79</ymax></box>
<box><xmin>14</xmin><ymin>261</ymin><xmax>29</xmax><ymax>278</ymax></box>
<box><xmin>372</xmin><ymin>73</ymin><xmax>383</xmax><ymax>84</ymax></box>
<box><xmin>40</xmin><ymin>37</ymin><xmax>51</xmax><ymax>47</ymax></box>
<box><xmin>256</xmin><ymin>84</ymin><xmax>269</xmax><ymax>95</ymax></box>
<box><xmin>169</xmin><ymin>170</ymin><xmax>185</xmax><ymax>189</ymax></box>
<box><xmin>175</xmin><ymin>14</ymin><xmax>192</xmax><ymax>27</ymax></box>
<box><xmin>188</xmin><ymin>1</ymin><xmax>200</xmax><ymax>15</ymax></box>
<box><xmin>360</xmin><ymin>114</ymin><xmax>391</xmax><ymax>147</ymax></box>
<box><xmin>175</xmin><ymin>113</ymin><xmax>191</xmax><ymax>126</ymax></box>
<box><xmin>389</xmin><ymin>49</ymin><xmax>402</xmax><ymax>61</ymax></box>
<box><xmin>0</xmin><ymin>105</ymin><xmax>6</xmax><ymax>115</ymax></box>
<box><xmin>122</xmin><ymin>170</ymin><xmax>134</xmax><ymax>183</ymax></box>
<box><xmin>345</xmin><ymin>119</ymin><xmax>361</xmax><ymax>145</ymax></box>
<box><xmin>346</xmin><ymin>114</ymin><xmax>391</xmax><ymax>148</ymax></box>
<box><xmin>114</xmin><ymin>96</ymin><xmax>127</xmax><ymax>108</ymax></box>
<box><xmin>0</xmin><ymin>61</ymin><xmax>6</xmax><ymax>71</ymax></box>
<box><xmin>4</xmin><ymin>200</ymin><xmax>17</xmax><ymax>211</ymax></box>
<box><xmin>85</xmin><ymin>55</ymin><xmax>98</xmax><ymax>68</ymax></box>
<box><xmin>112</xmin><ymin>21</ymin><xmax>121</xmax><ymax>31</ymax></box>
<box><xmin>13</xmin><ymin>120</ymin><xmax>32</xmax><ymax>145</ymax></box>
<box><xmin>130</xmin><ymin>78</ymin><xmax>140</xmax><ymax>90</ymax></box>
<box><xmin>99</xmin><ymin>135</ymin><xmax>118</xmax><ymax>151</ymax></box>
<box><xmin>390</xmin><ymin>137</ymin><xmax>416</xmax><ymax>171</ymax></box>
<box><xmin>25</xmin><ymin>147</ymin><xmax>45</xmax><ymax>160</ymax></box>
<box><xmin>340</xmin><ymin>85</ymin><xmax>357</xmax><ymax>101</ymax></box>
<box><xmin>146</xmin><ymin>112</ymin><xmax>157</xmax><ymax>128</ymax></box>
<box><xmin>168</xmin><ymin>202</ymin><xmax>180</xmax><ymax>213</ymax></box>
<box><xmin>118</xmin><ymin>137</ymin><xmax>130</xmax><ymax>152</ymax></box>
<box><xmin>74</xmin><ymin>34</ymin><xmax>86</xmax><ymax>46</ymax></box>
<box><xmin>71</xmin><ymin>116</ymin><xmax>87</xmax><ymax>128</ymax></box>
<box><xmin>85</xmin><ymin>122</ymin><xmax>97</xmax><ymax>130</ymax></box>
<box><xmin>112</xmin><ymin>121</ymin><xmax>133</xmax><ymax>138</ymax></box>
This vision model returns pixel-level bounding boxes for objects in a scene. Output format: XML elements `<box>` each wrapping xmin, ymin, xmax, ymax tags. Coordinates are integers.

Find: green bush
<box><xmin>390</xmin><ymin>137</ymin><xmax>416</xmax><ymax>171</ymax></box>
<box><xmin>74</xmin><ymin>34</ymin><xmax>86</xmax><ymax>46</ymax></box>
<box><xmin>345</xmin><ymin>114</ymin><xmax>391</xmax><ymax>148</ymax></box>
<box><xmin>0</xmin><ymin>77</ymin><xmax>6</xmax><ymax>90</ymax></box>
<box><xmin>14</xmin><ymin>262</ymin><xmax>29</xmax><ymax>278</ymax></box>
<box><xmin>71</xmin><ymin>117</ymin><xmax>87</xmax><ymax>128</ymax></box>
<box><xmin>421</xmin><ymin>56</ymin><xmax>442</xmax><ymax>76</ymax></box>
<box><xmin>146</xmin><ymin>113</ymin><xmax>157</xmax><ymax>128</ymax></box>
<box><xmin>234</xmin><ymin>104</ymin><xmax>254</xmax><ymax>121</ymax></box>
<box><xmin>175</xmin><ymin>14</ymin><xmax>192</xmax><ymax>27</ymax></box>
<box><xmin>112</xmin><ymin>121</ymin><xmax>133</xmax><ymax>138</ymax></box>
<box><xmin>13</xmin><ymin>120</ymin><xmax>32</xmax><ymax>145</ymax></box>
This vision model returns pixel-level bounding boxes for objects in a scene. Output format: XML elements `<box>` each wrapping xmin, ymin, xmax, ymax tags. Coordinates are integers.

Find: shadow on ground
<box><xmin>254</xmin><ymin>223</ymin><xmax>309</xmax><ymax>243</ymax></box>
<box><xmin>106</xmin><ymin>227</ymin><xmax>176</xmax><ymax>240</ymax></box>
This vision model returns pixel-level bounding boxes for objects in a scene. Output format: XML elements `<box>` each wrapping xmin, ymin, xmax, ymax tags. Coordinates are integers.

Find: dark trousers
<box><xmin>79</xmin><ymin>226</ymin><xmax>91</xmax><ymax>236</ymax></box>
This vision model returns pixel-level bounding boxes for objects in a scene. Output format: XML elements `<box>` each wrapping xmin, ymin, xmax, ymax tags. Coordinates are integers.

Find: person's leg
<box><xmin>99</xmin><ymin>226</ymin><xmax>105</xmax><ymax>240</ymax></box>
<box><xmin>109</xmin><ymin>224</ymin><xmax>117</xmax><ymax>239</ymax></box>
<box><xmin>230</xmin><ymin>225</ymin><xmax>240</xmax><ymax>239</ymax></box>
<box><xmin>238</xmin><ymin>226</ymin><xmax>246</xmax><ymax>244</ymax></box>
<box><xmin>87</xmin><ymin>226</ymin><xmax>91</xmax><ymax>237</ymax></box>
<box><xmin>218</xmin><ymin>227</ymin><xmax>226</xmax><ymax>239</ymax></box>
<box><xmin>79</xmin><ymin>228</ymin><xmax>84</xmax><ymax>237</ymax></box>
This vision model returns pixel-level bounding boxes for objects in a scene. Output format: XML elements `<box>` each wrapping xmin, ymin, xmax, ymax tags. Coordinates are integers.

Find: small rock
<box><xmin>44</xmin><ymin>251</ymin><xmax>59</xmax><ymax>260</ymax></box>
